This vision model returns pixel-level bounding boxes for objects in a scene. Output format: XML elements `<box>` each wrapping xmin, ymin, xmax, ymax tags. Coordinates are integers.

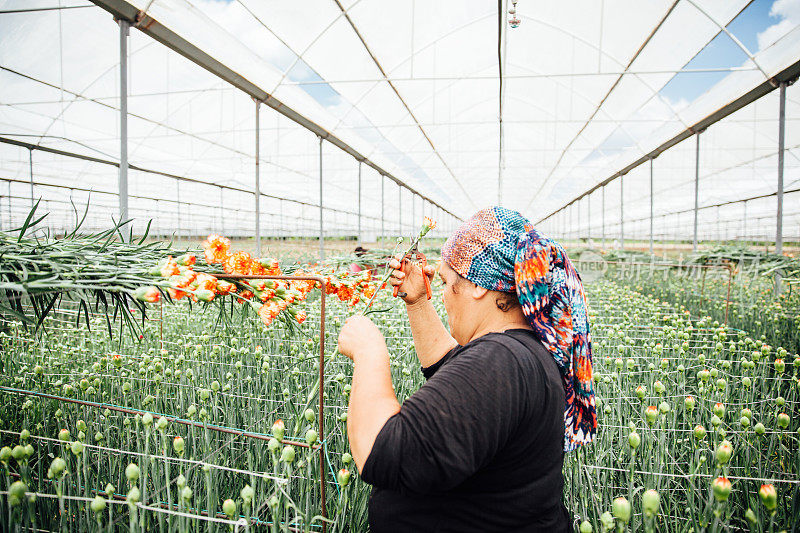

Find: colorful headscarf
<box><xmin>441</xmin><ymin>207</ymin><xmax>597</xmax><ymax>451</ymax></box>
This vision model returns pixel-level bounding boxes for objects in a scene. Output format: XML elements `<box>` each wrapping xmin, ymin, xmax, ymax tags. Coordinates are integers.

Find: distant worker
<box><xmin>337</xmin><ymin>206</ymin><xmax>597</xmax><ymax>532</ymax></box>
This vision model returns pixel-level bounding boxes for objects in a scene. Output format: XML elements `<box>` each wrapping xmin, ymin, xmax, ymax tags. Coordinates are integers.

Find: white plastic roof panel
<box><xmin>1</xmin><ymin>0</ymin><xmax>799</xmax><ymax>242</ymax></box>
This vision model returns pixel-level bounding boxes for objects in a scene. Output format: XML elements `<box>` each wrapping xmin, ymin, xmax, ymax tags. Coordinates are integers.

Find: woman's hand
<box><xmin>388</xmin><ymin>257</ymin><xmax>436</xmax><ymax>306</ymax></box>
<box><xmin>337</xmin><ymin>315</ymin><xmax>387</xmax><ymax>361</ymax></box>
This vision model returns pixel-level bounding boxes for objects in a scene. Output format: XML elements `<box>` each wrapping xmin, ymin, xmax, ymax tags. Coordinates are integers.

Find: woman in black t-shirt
<box><xmin>337</xmin><ymin>207</ymin><xmax>597</xmax><ymax>532</ymax></box>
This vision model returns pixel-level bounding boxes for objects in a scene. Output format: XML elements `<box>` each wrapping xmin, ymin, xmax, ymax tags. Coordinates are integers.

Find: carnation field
<box><xmin>0</xmin><ymin>241</ymin><xmax>798</xmax><ymax>532</ymax></box>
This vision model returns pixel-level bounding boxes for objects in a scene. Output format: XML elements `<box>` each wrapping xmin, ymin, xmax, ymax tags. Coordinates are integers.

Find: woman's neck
<box><xmin>469</xmin><ymin>308</ymin><xmax>532</xmax><ymax>342</ymax></box>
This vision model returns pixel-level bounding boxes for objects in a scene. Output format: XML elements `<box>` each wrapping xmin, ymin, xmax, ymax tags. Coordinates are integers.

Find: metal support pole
<box><xmin>28</xmin><ymin>148</ymin><xmax>34</xmax><ymax>208</ymax></box>
<box><xmin>219</xmin><ymin>186</ymin><xmax>225</xmax><ymax>235</ymax></box>
<box><xmin>357</xmin><ymin>161</ymin><xmax>362</xmax><ymax>244</ymax></box>
<box><xmin>319</xmin><ymin>136</ymin><xmax>324</xmax><ymax>260</ymax></box>
<box><xmin>693</xmin><ymin>131</ymin><xmax>701</xmax><ymax>253</ymax></box>
<box><xmin>577</xmin><ymin>200</ymin><xmax>581</xmax><ymax>242</ymax></box>
<box><xmin>776</xmin><ymin>81</ymin><xmax>787</xmax><ymax>294</ymax></box>
<box><xmin>619</xmin><ymin>176</ymin><xmax>624</xmax><ymax>250</ymax></box>
<box><xmin>587</xmin><ymin>193</ymin><xmax>591</xmax><ymax>243</ymax></box>
<box><xmin>175</xmin><ymin>180</ymin><xmax>181</xmax><ymax>236</ymax></box>
<box><xmin>777</xmin><ymin>81</ymin><xmax>786</xmax><ymax>255</ymax></box>
<box><xmin>119</xmin><ymin>19</ymin><xmax>129</xmax><ymax>237</ymax></box>
<box><xmin>380</xmin><ymin>175</ymin><xmax>385</xmax><ymax>244</ymax></box>
<box><xmin>742</xmin><ymin>200</ymin><xmax>747</xmax><ymax>242</ymax></box>
<box><xmin>255</xmin><ymin>99</ymin><xmax>261</xmax><ymax>256</ymax></box>
<box><xmin>649</xmin><ymin>157</ymin><xmax>654</xmax><ymax>256</ymax></box>
<box><xmin>398</xmin><ymin>185</ymin><xmax>402</xmax><ymax>237</ymax></box>
<box><xmin>412</xmin><ymin>193</ymin><xmax>416</xmax><ymax>228</ymax></box>
<box><xmin>602</xmin><ymin>186</ymin><xmax>606</xmax><ymax>249</ymax></box>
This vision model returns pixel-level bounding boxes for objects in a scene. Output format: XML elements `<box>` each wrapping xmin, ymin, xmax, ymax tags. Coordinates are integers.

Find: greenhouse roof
<box><xmin>1</xmin><ymin>0</ymin><xmax>799</xmax><ymax>234</ymax></box>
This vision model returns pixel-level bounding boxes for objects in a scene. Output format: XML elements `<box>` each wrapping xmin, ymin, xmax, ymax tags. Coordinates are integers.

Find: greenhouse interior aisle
<box><xmin>0</xmin><ymin>0</ymin><xmax>799</xmax><ymax>531</ymax></box>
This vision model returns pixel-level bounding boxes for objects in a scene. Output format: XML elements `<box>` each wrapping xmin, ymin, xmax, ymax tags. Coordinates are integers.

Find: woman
<box><xmin>337</xmin><ymin>207</ymin><xmax>597</xmax><ymax>532</ymax></box>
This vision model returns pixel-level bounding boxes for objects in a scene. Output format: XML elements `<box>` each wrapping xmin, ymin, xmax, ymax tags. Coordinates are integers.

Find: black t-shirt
<box><xmin>361</xmin><ymin>329</ymin><xmax>572</xmax><ymax>532</ymax></box>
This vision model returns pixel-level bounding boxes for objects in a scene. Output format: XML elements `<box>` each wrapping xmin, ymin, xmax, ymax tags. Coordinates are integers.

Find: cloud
<box><xmin>757</xmin><ymin>0</ymin><xmax>800</xmax><ymax>50</ymax></box>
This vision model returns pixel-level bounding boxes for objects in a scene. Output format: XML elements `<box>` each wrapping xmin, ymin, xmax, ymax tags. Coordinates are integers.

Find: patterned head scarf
<box><xmin>441</xmin><ymin>206</ymin><xmax>597</xmax><ymax>451</ymax></box>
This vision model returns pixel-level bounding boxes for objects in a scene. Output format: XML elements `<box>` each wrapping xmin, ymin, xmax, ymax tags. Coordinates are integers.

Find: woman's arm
<box><xmin>388</xmin><ymin>258</ymin><xmax>457</xmax><ymax>367</ymax></box>
<box><xmin>337</xmin><ymin>316</ymin><xmax>401</xmax><ymax>473</ymax></box>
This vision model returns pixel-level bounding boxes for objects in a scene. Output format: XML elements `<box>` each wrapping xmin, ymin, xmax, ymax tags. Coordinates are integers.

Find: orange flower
<box><xmin>202</xmin><ymin>234</ymin><xmax>231</xmax><ymax>264</ymax></box>
<box><xmin>362</xmin><ymin>284</ymin><xmax>376</xmax><ymax>300</ymax></box>
<box><xmin>134</xmin><ymin>286</ymin><xmax>161</xmax><ymax>303</ymax></box>
<box><xmin>295</xmin><ymin>310</ymin><xmax>307</xmax><ymax>324</ymax></box>
<box><xmin>216</xmin><ymin>280</ymin><xmax>236</xmax><ymax>295</ymax></box>
<box><xmin>237</xmin><ymin>290</ymin><xmax>254</xmax><ymax>304</ymax></box>
<box><xmin>160</xmin><ymin>256</ymin><xmax>180</xmax><ymax>278</ymax></box>
<box><xmin>224</xmin><ymin>252</ymin><xmax>255</xmax><ymax>275</ymax></box>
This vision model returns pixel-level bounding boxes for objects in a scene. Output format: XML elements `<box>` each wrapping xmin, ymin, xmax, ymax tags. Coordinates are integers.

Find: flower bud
<box><xmin>712</xmin><ymin>476</ymin><xmax>731</xmax><ymax>502</ymax></box>
<box><xmin>268</xmin><ymin>438</ymin><xmax>280</xmax><ymax>454</ymax></box>
<box><xmin>58</xmin><ymin>429</ymin><xmax>70</xmax><ymax>442</ymax></box>
<box><xmin>642</xmin><ymin>489</ymin><xmax>660</xmax><ymax>518</ymax></box>
<box><xmin>125</xmin><ymin>463</ymin><xmax>140</xmax><ymax>484</ymax></box>
<box><xmin>774</xmin><ymin>359</ymin><xmax>785</xmax><ymax>373</ymax></box>
<box><xmin>181</xmin><ymin>487</ymin><xmax>192</xmax><ymax>501</ymax></box>
<box><xmin>272</xmin><ymin>419</ymin><xmax>285</xmax><ymax>442</ymax></box>
<box><xmin>628</xmin><ymin>431</ymin><xmax>641</xmax><ymax>449</ymax></box>
<box><xmin>635</xmin><ymin>385</ymin><xmax>646</xmax><ymax>400</ymax></box>
<box><xmin>612</xmin><ymin>497</ymin><xmax>631</xmax><ymax>523</ymax></box>
<box><xmin>91</xmin><ymin>495</ymin><xmax>106</xmax><ymax>514</ymax></box>
<box><xmin>744</xmin><ymin>508</ymin><xmax>757</xmax><ymax>524</ymax></box>
<box><xmin>49</xmin><ymin>457</ymin><xmax>66</xmax><ymax>478</ymax></box>
<box><xmin>222</xmin><ymin>499</ymin><xmax>236</xmax><ymax>518</ymax></box>
<box><xmin>241</xmin><ymin>485</ymin><xmax>254</xmax><ymax>505</ymax></box>
<box><xmin>126</xmin><ymin>487</ymin><xmax>140</xmax><ymax>505</ymax></box>
<box><xmin>713</xmin><ymin>403</ymin><xmax>725</xmax><ymax>419</ymax></box>
<box><xmin>579</xmin><ymin>521</ymin><xmax>592</xmax><ymax>533</ymax></box>
<box><xmin>684</xmin><ymin>396</ymin><xmax>695</xmax><ymax>411</ymax></box>
<box><xmin>337</xmin><ymin>468</ymin><xmax>351</xmax><ymax>487</ymax></box>
<box><xmin>777</xmin><ymin>412</ymin><xmax>790</xmax><ymax>429</ymax></box>
<box><xmin>305</xmin><ymin>429</ymin><xmax>318</xmax><ymax>446</ymax></box>
<box><xmin>342</xmin><ymin>452</ymin><xmax>352</xmax><ymax>465</ymax></box>
<box><xmin>142</xmin><ymin>413</ymin><xmax>153</xmax><ymax>427</ymax></box>
<box><xmin>715</xmin><ymin>440</ymin><xmax>732</xmax><ymax>465</ymax></box>
<box><xmin>281</xmin><ymin>445</ymin><xmax>295</xmax><ymax>464</ymax></box>
<box><xmin>173</xmin><ymin>436</ymin><xmax>185</xmax><ymax>455</ymax></box>
<box><xmin>600</xmin><ymin>511</ymin><xmax>614</xmax><ymax>532</ymax></box>
<box><xmin>759</xmin><ymin>484</ymin><xmax>777</xmax><ymax>512</ymax></box>
<box><xmin>8</xmin><ymin>481</ymin><xmax>27</xmax><ymax>507</ymax></box>
<box><xmin>304</xmin><ymin>409</ymin><xmax>315</xmax><ymax>423</ymax></box>
<box><xmin>645</xmin><ymin>406</ymin><xmax>658</xmax><ymax>427</ymax></box>
<box><xmin>70</xmin><ymin>441</ymin><xmax>84</xmax><ymax>456</ymax></box>
<box><xmin>693</xmin><ymin>425</ymin><xmax>706</xmax><ymax>440</ymax></box>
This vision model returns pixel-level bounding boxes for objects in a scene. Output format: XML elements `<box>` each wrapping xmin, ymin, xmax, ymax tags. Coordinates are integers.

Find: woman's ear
<box><xmin>472</xmin><ymin>284</ymin><xmax>488</xmax><ymax>300</ymax></box>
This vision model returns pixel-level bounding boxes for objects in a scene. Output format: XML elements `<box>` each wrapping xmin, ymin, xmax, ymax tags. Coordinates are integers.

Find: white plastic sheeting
<box><xmin>0</xmin><ymin>0</ymin><xmax>798</xmax><ymax>243</ymax></box>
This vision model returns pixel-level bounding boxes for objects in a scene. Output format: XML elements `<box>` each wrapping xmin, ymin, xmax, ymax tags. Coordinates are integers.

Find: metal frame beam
<box><xmin>91</xmin><ymin>0</ymin><xmax>460</xmax><ymax>222</ymax></box>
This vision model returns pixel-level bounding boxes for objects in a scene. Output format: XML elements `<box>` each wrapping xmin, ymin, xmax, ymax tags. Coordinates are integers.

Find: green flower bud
<box><xmin>337</xmin><ymin>468</ymin><xmax>351</xmax><ymax>487</ymax></box>
<box><xmin>754</xmin><ymin>422</ymin><xmax>766</xmax><ymax>435</ymax></box>
<box><xmin>281</xmin><ymin>445</ymin><xmax>295</xmax><ymax>464</ymax></box>
<box><xmin>142</xmin><ymin>413</ymin><xmax>153</xmax><ymax>427</ymax></box>
<box><xmin>0</xmin><ymin>447</ymin><xmax>12</xmax><ymax>463</ymax></box>
<box><xmin>58</xmin><ymin>429</ymin><xmax>70</xmax><ymax>442</ymax></box>
<box><xmin>579</xmin><ymin>521</ymin><xmax>592</xmax><ymax>533</ymax></box>
<box><xmin>612</xmin><ymin>497</ymin><xmax>631</xmax><ymax>523</ymax></box>
<box><xmin>305</xmin><ymin>429</ymin><xmax>318</xmax><ymax>446</ymax></box>
<box><xmin>304</xmin><ymin>409</ymin><xmax>315</xmax><ymax>423</ymax></box>
<box><xmin>90</xmin><ymin>495</ymin><xmax>106</xmax><ymax>514</ymax></box>
<box><xmin>126</xmin><ymin>487</ymin><xmax>140</xmax><ymax>506</ymax></box>
<box><xmin>777</xmin><ymin>412</ymin><xmax>790</xmax><ymax>429</ymax></box>
<box><xmin>272</xmin><ymin>420</ymin><xmax>285</xmax><ymax>442</ymax></box>
<box><xmin>70</xmin><ymin>441</ymin><xmax>84</xmax><ymax>456</ymax></box>
<box><xmin>222</xmin><ymin>498</ymin><xmax>236</xmax><ymax>518</ymax></box>
<box><xmin>241</xmin><ymin>484</ymin><xmax>254</xmax><ymax>504</ymax></box>
<box><xmin>628</xmin><ymin>432</ymin><xmax>641</xmax><ymax>449</ymax></box>
<box><xmin>342</xmin><ymin>452</ymin><xmax>352</xmax><ymax>465</ymax></box>
<box><xmin>712</xmin><ymin>476</ymin><xmax>731</xmax><ymax>502</ymax></box>
<box><xmin>744</xmin><ymin>508</ymin><xmax>757</xmax><ymax>524</ymax></box>
<box><xmin>642</xmin><ymin>489</ymin><xmax>660</xmax><ymax>518</ymax></box>
<box><xmin>125</xmin><ymin>463</ymin><xmax>140</xmax><ymax>483</ymax></box>
<box><xmin>600</xmin><ymin>511</ymin><xmax>615</xmax><ymax>532</ymax></box>
<box><xmin>715</xmin><ymin>440</ymin><xmax>732</xmax><ymax>465</ymax></box>
<box><xmin>8</xmin><ymin>481</ymin><xmax>27</xmax><ymax>507</ymax></box>
<box><xmin>759</xmin><ymin>484</ymin><xmax>777</xmax><ymax>512</ymax></box>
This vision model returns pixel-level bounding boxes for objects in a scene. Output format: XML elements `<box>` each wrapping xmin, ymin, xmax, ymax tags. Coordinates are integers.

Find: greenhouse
<box><xmin>0</xmin><ymin>0</ymin><xmax>798</xmax><ymax>531</ymax></box>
